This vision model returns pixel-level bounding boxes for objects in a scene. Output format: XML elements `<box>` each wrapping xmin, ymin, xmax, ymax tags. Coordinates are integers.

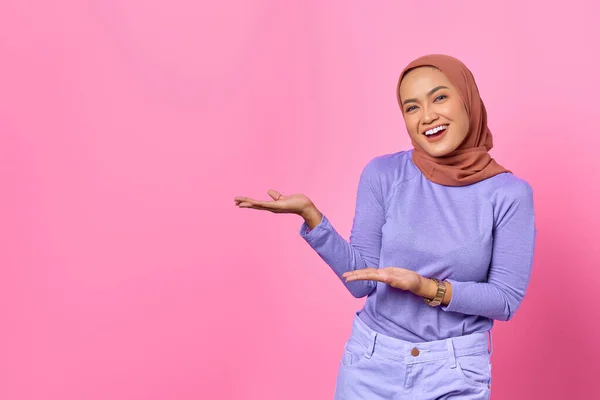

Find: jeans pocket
<box><xmin>454</xmin><ymin>351</ymin><xmax>492</xmax><ymax>388</ymax></box>
<box><xmin>340</xmin><ymin>337</ymin><xmax>367</xmax><ymax>368</ymax></box>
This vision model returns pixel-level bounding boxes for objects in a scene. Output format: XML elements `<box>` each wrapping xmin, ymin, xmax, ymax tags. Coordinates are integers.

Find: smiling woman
<box><xmin>401</xmin><ymin>72</ymin><xmax>469</xmax><ymax>154</ymax></box>
<box><xmin>234</xmin><ymin>54</ymin><xmax>536</xmax><ymax>399</ymax></box>
<box><xmin>397</xmin><ymin>56</ymin><xmax>510</xmax><ymax>185</ymax></box>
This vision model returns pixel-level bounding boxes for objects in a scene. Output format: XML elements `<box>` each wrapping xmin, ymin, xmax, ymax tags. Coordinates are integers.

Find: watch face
<box><xmin>425</xmin><ymin>298</ymin><xmax>440</xmax><ymax>307</ymax></box>
<box><xmin>424</xmin><ymin>298</ymin><xmax>441</xmax><ymax>307</ymax></box>
<box><xmin>425</xmin><ymin>280</ymin><xmax>446</xmax><ymax>307</ymax></box>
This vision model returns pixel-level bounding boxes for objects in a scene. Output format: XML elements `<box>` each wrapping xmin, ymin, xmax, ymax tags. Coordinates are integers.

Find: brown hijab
<box><xmin>396</xmin><ymin>54</ymin><xmax>510</xmax><ymax>186</ymax></box>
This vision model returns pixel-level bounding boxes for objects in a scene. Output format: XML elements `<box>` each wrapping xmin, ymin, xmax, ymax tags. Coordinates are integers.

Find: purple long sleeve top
<box><xmin>300</xmin><ymin>150</ymin><xmax>536</xmax><ymax>342</ymax></box>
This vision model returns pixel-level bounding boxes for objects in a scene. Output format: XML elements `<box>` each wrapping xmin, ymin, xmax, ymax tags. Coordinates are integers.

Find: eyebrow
<box><xmin>402</xmin><ymin>86</ymin><xmax>449</xmax><ymax>106</ymax></box>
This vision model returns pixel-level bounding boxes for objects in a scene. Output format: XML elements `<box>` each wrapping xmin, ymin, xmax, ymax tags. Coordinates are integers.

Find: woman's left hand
<box><xmin>342</xmin><ymin>267</ymin><xmax>427</xmax><ymax>296</ymax></box>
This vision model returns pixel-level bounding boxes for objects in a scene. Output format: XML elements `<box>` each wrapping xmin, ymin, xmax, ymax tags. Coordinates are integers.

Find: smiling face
<box><xmin>399</xmin><ymin>67</ymin><xmax>470</xmax><ymax>158</ymax></box>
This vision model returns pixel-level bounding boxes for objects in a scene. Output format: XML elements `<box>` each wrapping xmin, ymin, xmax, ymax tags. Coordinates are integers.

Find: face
<box><xmin>399</xmin><ymin>67</ymin><xmax>470</xmax><ymax>157</ymax></box>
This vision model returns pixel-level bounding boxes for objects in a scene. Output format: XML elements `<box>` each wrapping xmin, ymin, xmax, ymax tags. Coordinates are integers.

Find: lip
<box><xmin>423</xmin><ymin>124</ymin><xmax>449</xmax><ymax>143</ymax></box>
<box><xmin>421</xmin><ymin>124</ymin><xmax>448</xmax><ymax>136</ymax></box>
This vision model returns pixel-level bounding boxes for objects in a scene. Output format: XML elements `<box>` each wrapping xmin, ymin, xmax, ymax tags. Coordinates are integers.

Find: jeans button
<box><xmin>411</xmin><ymin>347</ymin><xmax>420</xmax><ymax>357</ymax></box>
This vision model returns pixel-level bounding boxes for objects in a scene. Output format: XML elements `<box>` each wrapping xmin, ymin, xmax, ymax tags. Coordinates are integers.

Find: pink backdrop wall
<box><xmin>1</xmin><ymin>1</ymin><xmax>598</xmax><ymax>399</ymax></box>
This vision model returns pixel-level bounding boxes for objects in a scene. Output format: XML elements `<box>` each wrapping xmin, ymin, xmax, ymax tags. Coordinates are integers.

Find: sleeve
<box><xmin>441</xmin><ymin>180</ymin><xmax>537</xmax><ymax>321</ymax></box>
<box><xmin>299</xmin><ymin>157</ymin><xmax>387</xmax><ymax>298</ymax></box>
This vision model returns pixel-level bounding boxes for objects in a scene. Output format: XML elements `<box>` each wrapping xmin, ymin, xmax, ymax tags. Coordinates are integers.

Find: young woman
<box><xmin>234</xmin><ymin>54</ymin><xmax>536</xmax><ymax>399</ymax></box>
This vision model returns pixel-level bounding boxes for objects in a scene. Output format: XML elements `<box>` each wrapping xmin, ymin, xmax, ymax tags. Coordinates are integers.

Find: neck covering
<box><xmin>396</xmin><ymin>54</ymin><xmax>510</xmax><ymax>186</ymax></box>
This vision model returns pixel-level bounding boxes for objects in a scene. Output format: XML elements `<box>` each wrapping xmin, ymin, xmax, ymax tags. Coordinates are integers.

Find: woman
<box><xmin>234</xmin><ymin>54</ymin><xmax>536</xmax><ymax>399</ymax></box>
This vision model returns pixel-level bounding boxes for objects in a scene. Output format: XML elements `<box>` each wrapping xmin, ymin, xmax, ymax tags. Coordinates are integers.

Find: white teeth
<box><xmin>425</xmin><ymin>125</ymin><xmax>447</xmax><ymax>136</ymax></box>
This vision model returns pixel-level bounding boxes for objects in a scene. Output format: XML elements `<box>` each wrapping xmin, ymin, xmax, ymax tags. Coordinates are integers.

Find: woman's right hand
<box><xmin>235</xmin><ymin>190</ymin><xmax>323</xmax><ymax>229</ymax></box>
<box><xmin>234</xmin><ymin>189</ymin><xmax>315</xmax><ymax>217</ymax></box>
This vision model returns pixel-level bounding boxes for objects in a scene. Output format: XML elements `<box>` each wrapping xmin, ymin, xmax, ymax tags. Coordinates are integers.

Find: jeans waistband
<box><xmin>350</xmin><ymin>312</ymin><xmax>493</xmax><ymax>365</ymax></box>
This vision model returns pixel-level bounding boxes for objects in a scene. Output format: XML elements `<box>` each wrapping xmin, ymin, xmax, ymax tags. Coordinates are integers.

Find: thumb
<box><xmin>267</xmin><ymin>189</ymin><xmax>283</xmax><ymax>201</ymax></box>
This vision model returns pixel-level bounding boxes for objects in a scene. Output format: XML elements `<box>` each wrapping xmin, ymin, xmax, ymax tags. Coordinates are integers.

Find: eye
<box><xmin>405</xmin><ymin>105</ymin><xmax>417</xmax><ymax>112</ymax></box>
<box><xmin>434</xmin><ymin>94</ymin><xmax>447</xmax><ymax>102</ymax></box>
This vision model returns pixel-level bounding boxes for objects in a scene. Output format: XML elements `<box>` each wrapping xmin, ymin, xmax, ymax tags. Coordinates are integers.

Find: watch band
<box><xmin>424</xmin><ymin>278</ymin><xmax>446</xmax><ymax>307</ymax></box>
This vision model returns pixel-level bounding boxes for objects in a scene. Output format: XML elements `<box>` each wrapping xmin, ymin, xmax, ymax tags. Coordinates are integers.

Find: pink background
<box><xmin>1</xmin><ymin>1</ymin><xmax>598</xmax><ymax>399</ymax></box>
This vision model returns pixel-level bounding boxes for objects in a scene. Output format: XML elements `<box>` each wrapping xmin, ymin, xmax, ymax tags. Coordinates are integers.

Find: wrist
<box><xmin>417</xmin><ymin>276</ymin><xmax>439</xmax><ymax>299</ymax></box>
<box><xmin>420</xmin><ymin>278</ymin><xmax>452</xmax><ymax>306</ymax></box>
<box><xmin>422</xmin><ymin>278</ymin><xmax>448</xmax><ymax>307</ymax></box>
<box><xmin>300</xmin><ymin>205</ymin><xmax>322</xmax><ymax>229</ymax></box>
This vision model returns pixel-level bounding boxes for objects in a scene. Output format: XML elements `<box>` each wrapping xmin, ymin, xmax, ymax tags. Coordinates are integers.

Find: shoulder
<box><xmin>487</xmin><ymin>173</ymin><xmax>535</xmax><ymax>228</ymax></box>
<box><xmin>361</xmin><ymin>150</ymin><xmax>419</xmax><ymax>183</ymax></box>
<box><xmin>489</xmin><ymin>173</ymin><xmax>534</xmax><ymax>204</ymax></box>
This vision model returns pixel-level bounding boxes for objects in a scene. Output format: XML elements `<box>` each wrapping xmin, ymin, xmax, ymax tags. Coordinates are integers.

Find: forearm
<box><xmin>300</xmin><ymin>211</ymin><xmax>376</xmax><ymax>298</ymax></box>
<box><xmin>299</xmin><ymin>157</ymin><xmax>386</xmax><ymax>299</ymax></box>
<box><xmin>420</xmin><ymin>277</ymin><xmax>523</xmax><ymax>321</ymax></box>
<box><xmin>447</xmin><ymin>280</ymin><xmax>526</xmax><ymax>320</ymax></box>
<box><xmin>300</xmin><ymin>205</ymin><xmax>323</xmax><ymax>230</ymax></box>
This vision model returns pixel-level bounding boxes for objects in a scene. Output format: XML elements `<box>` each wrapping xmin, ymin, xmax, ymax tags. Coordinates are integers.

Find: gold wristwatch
<box><xmin>424</xmin><ymin>278</ymin><xmax>446</xmax><ymax>307</ymax></box>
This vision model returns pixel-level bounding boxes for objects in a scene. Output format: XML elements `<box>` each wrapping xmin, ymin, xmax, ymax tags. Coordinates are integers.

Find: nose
<box><xmin>422</xmin><ymin>105</ymin><xmax>438</xmax><ymax>125</ymax></box>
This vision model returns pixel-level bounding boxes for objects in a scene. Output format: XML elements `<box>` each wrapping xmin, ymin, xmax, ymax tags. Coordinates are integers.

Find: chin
<box><xmin>423</xmin><ymin>147</ymin><xmax>454</xmax><ymax>157</ymax></box>
<box><xmin>412</xmin><ymin>125</ymin><xmax>466</xmax><ymax>157</ymax></box>
<box><xmin>417</xmin><ymin>141</ymin><xmax>457</xmax><ymax>158</ymax></box>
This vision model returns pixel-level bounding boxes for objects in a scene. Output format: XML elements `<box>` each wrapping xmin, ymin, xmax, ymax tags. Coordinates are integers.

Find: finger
<box><xmin>343</xmin><ymin>268</ymin><xmax>383</xmax><ymax>282</ymax></box>
<box><xmin>342</xmin><ymin>268</ymin><xmax>377</xmax><ymax>278</ymax></box>
<box><xmin>236</xmin><ymin>201</ymin><xmax>256</xmax><ymax>208</ymax></box>
<box><xmin>234</xmin><ymin>196</ymin><xmax>255</xmax><ymax>203</ymax></box>
<box><xmin>234</xmin><ymin>197</ymin><xmax>280</xmax><ymax>210</ymax></box>
<box><xmin>237</xmin><ymin>200</ymin><xmax>287</xmax><ymax>213</ymax></box>
<box><xmin>249</xmin><ymin>200</ymin><xmax>284</xmax><ymax>210</ymax></box>
<box><xmin>267</xmin><ymin>189</ymin><xmax>283</xmax><ymax>201</ymax></box>
<box><xmin>236</xmin><ymin>203</ymin><xmax>278</xmax><ymax>213</ymax></box>
<box><xmin>365</xmin><ymin>269</ymin><xmax>390</xmax><ymax>283</ymax></box>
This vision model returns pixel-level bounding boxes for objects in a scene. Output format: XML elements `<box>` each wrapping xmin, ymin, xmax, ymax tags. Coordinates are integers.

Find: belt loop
<box><xmin>365</xmin><ymin>332</ymin><xmax>377</xmax><ymax>359</ymax></box>
<box><xmin>447</xmin><ymin>339</ymin><xmax>457</xmax><ymax>369</ymax></box>
<box><xmin>488</xmin><ymin>330</ymin><xmax>494</xmax><ymax>356</ymax></box>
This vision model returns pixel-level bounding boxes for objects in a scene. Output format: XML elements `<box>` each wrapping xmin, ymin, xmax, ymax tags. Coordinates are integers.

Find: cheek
<box><xmin>456</xmin><ymin>110</ymin><xmax>470</xmax><ymax>138</ymax></box>
<box><xmin>442</xmin><ymin>101</ymin><xmax>463</xmax><ymax>120</ymax></box>
<box><xmin>447</xmin><ymin>104</ymin><xmax>470</xmax><ymax>138</ymax></box>
<box><xmin>403</xmin><ymin>115</ymin><xmax>420</xmax><ymax>137</ymax></box>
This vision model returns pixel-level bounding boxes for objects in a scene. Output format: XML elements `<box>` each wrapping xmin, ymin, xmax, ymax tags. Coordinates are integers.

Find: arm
<box><xmin>422</xmin><ymin>180</ymin><xmax>536</xmax><ymax>321</ymax></box>
<box><xmin>299</xmin><ymin>158</ymin><xmax>387</xmax><ymax>298</ymax></box>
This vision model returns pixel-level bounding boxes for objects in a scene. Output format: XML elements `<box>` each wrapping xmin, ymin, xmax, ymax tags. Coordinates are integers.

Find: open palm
<box><xmin>234</xmin><ymin>189</ymin><xmax>313</xmax><ymax>215</ymax></box>
<box><xmin>342</xmin><ymin>267</ymin><xmax>423</xmax><ymax>293</ymax></box>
